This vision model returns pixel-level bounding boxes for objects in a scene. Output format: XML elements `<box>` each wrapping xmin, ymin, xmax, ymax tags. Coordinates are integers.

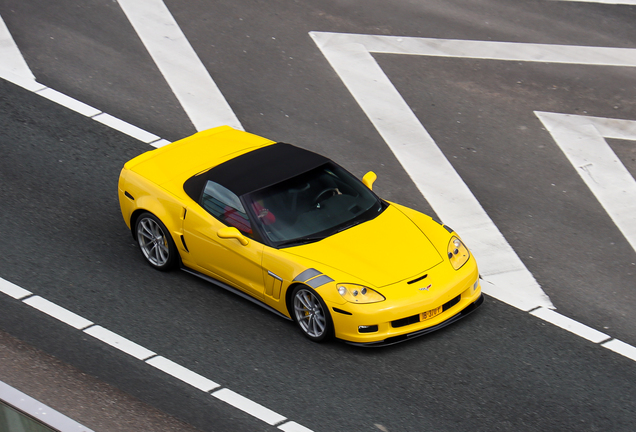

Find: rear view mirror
<box><xmin>362</xmin><ymin>171</ymin><xmax>377</xmax><ymax>190</ymax></box>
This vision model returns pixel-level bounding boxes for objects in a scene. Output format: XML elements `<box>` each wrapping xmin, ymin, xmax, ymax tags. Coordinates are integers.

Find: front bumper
<box><xmin>343</xmin><ymin>293</ymin><xmax>484</xmax><ymax>347</ymax></box>
<box><xmin>328</xmin><ymin>263</ymin><xmax>483</xmax><ymax>346</ymax></box>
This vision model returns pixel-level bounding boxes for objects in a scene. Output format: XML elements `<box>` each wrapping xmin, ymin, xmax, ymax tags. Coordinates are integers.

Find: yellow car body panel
<box><xmin>118</xmin><ymin>126</ymin><xmax>483</xmax><ymax>346</ymax></box>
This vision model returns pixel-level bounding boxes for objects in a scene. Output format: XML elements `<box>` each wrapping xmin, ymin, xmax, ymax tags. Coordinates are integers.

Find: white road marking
<box><xmin>554</xmin><ymin>0</ymin><xmax>636</xmax><ymax>4</ymax></box>
<box><xmin>309</xmin><ymin>31</ymin><xmax>636</xmax><ymax>355</ymax></box>
<box><xmin>312</xmin><ymin>32</ymin><xmax>636</xmax><ymax>67</ymax></box>
<box><xmin>602</xmin><ymin>339</ymin><xmax>636</xmax><ymax>362</ymax></box>
<box><xmin>150</xmin><ymin>138</ymin><xmax>172</xmax><ymax>148</ymax></box>
<box><xmin>84</xmin><ymin>326</ymin><xmax>157</xmax><ymax>360</ymax></box>
<box><xmin>0</xmin><ymin>277</ymin><xmax>313</xmax><ymax>430</ymax></box>
<box><xmin>0</xmin><ymin>69</ymin><xmax>46</xmax><ymax>92</ymax></box>
<box><xmin>0</xmin><ymin>278</ymin><xmax>32</xmax><ymax>299</ymax></box>
<box><xmin>212</xmin><ymin>388</ymin><xmax>287</xmax><ymax>425</ymax></box>
<box><xmin>145</xmin><ymin>356</ymin><xmax>220</xmax><ymax>392</ymax></box>
<box><xmin>0</xmin><ymin>14</ymin><xmax>35</xmax><ymax>80</ymax></box>
<box><xmin>310</xmin><ymin>31</ymin><xmax>554</xmax><ymax>312</ymax></box>
<box><xmin>35</xmin><ymin>88</ymin><xmax>101</xmax><ymax>117</ymax></box>
<box><xmin>22</xmin><ymin>296</ymin><xmax>94</xmax><ymax>330</ymax></box>
<box><xmin>92</xmin><ymin>113</ymin><xmax>162</xmax><ymax>144</ymax></box>
<box><xmin>278</xmin><ymin>421</ymin><xmax>315</xmax><ymax>432</ymax></box>
<box><xmin>117</xmin><ymin>0</ymin><xmax>243</xmax><ymax>132</ymax></box>
<box><xmin>535</xmin><ymin>112</ymin><xmax>636</xmax><ymax>253</ymax></box>
<box><xmin>530</xmin><ymin>307</ymin><xmax>611</xmax><ymax>343</ymax></box>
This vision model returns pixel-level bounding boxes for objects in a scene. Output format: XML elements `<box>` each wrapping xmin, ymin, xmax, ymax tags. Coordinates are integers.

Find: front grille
<box><xmin>391</xmin><ymin>294</ymin><xmax>462</xmax><ymax>328</ymax></box>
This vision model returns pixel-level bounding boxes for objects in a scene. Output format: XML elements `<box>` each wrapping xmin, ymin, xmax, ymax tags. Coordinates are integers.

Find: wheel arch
<box><xmin>285</xmin><ymin>282</ymin><xmax>306</xmax><ymax>321</ymax></box>
<box><xmin>129</xmin><ymin>195</ymin><xmax>182</xmax><ymax>242</ymax></box>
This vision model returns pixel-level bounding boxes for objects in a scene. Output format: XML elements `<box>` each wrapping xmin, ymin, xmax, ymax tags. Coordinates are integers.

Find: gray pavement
<box><xmin>1</xmin><ymin>0</ymin><xmax>636</xmax><ymax>431</ymax></box>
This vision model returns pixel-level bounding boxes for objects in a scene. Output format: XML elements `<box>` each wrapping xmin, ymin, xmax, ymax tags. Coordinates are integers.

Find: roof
<box><xmin>183</xmin><ymin>143</ymin><xmax>331</xmax><ymax>200</ymax></box>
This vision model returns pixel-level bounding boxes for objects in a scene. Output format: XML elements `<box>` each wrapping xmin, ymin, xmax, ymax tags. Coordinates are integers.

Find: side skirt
<box><xmin>180</xmin><ymin>267</ymin><xmax>293</xmax><ymax>321</ymax></box>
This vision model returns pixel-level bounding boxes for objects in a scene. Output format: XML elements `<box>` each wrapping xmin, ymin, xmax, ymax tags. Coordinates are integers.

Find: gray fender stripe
<box><xmin>306</xmin><ymin>275</ymin><xmax>334</xmax><ymax>289</ymax></box>
<box><xmin>293</xmin><ymin>268</ymin><xmax>321</xmax><ymax>282</ymax></box>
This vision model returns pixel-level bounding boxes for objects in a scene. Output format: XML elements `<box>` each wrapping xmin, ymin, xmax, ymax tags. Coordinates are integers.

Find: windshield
<box><xmin>243</xmin><ymin>163</ymin><xmax>385</xmax><ymax>247</ymax></box>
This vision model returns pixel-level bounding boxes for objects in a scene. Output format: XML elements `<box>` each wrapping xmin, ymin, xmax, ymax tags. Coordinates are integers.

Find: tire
<box><xmin>134</xmin><ymin>212</ymin><xmax>178</xmax><ymax>271</ymax></box>
<box><xmin>291</xmin><ymin>285</ymin><xmax>333</xmax><ymax>342</ymax></box>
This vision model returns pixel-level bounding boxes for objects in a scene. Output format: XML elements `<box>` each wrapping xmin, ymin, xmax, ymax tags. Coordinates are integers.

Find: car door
<box><xmin>182</xmin><ymin>181</ymin><xmax>265</xmax><ymax>300</ymax></box>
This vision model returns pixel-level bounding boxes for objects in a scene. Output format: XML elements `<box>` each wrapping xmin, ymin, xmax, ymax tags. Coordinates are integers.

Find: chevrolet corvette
<box><xmin>118</xmin><ymin>126</ymin><xmax>483</xmax><ymax>346</ymax></box>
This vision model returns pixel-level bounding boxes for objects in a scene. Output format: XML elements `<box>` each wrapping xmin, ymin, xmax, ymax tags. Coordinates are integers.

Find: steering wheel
<box><xmin>313</xmin><ymin>188</ymin><xmax>339</xmax><ymax>205</ymax></box>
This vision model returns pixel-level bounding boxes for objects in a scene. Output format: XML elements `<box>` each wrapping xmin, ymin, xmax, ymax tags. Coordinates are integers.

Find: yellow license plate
<box><xmin>420</xmin><ymin>306</ymin><xmax>443</xmax><ymax>321</ymax></box>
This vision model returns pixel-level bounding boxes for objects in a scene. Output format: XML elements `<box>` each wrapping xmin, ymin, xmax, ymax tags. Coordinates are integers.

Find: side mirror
<box><xmin>217</xmin><ymin>227</ymin><xmax>249</xmax><ymax>246</ymax></box>
<box><xmin>362</xmin><ymin>171</ymin><xmax>377</xmax><ymax>190</ymax></box>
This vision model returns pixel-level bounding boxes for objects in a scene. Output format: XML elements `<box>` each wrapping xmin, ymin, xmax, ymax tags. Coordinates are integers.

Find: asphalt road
<box><xmin>1</xmin><ymin>0</ymin><xmax>636</xmax><ymax>431</ymax></box>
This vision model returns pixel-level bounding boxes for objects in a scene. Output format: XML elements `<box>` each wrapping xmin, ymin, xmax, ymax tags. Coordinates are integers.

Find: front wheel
<box><xmin>291</xmin><ymin>285</ymin><xmax>333</xmax><ymax>342</ymax></box>
<box><xmin>135</xmin><ymin>212</ymin><xmax>177</xmax><ymax>271</ymax></box>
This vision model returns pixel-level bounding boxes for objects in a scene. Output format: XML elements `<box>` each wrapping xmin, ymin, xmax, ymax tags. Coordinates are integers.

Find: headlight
<box><xmin>447</xmin><ymin>236</ymin><xmax>470</xmax><ymax>270</ymax></box>
<box><xmin>337</xmin><ymin>284</ymin><xmax>385</xmax><ymax>304</ymax></box>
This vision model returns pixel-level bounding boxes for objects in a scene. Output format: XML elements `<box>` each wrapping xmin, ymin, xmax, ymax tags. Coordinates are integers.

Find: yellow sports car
<box><xmin>118</xmin><ymin>126</ymin><xmax>483</xmax><ymax>346</ymax></box>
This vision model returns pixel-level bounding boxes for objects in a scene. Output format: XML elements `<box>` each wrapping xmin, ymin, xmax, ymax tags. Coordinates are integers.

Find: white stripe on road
<box><xmin>0</xmin><ymin>278</ymin><xmax>32</xmax><ymax>300</ymax></box>
<box><xmin>602</xmin><ymin>339</ymin><xmax>636</xmax><ymax>362</ymax></box>
<box><xmin>117</xmin><ymin>0</ymin><xmax>243</xmax><ymax>132</ymax></box>
<box><xmin>313</xmin><ymin>32</ymin><xmax>636</xmax><ymax>67</ymax></box>
<box><xmin>146</xmin><ymin>356</ymin><xmax>220</xmax><ymax>392</ymax></box>
<box><xmin>530</xmin><ymin>307</ymin><xmax>611</xmax><ymax>344</ymax></box>
<box><xmin>212</xmin><ymin>388</ymin><xmax>287</xmax><ymax>425</ymax></box>
<box><xmin>92</xmin><ymin>113</ymin><xmax>162</xmax><ymax>144</ymax></box>
<box><xmin>554</xmin><ymin>0</ymin><xmax>636</xmax><ymax>4</ymax></box>
<box><xmin>35</xmin><ymin>87</ymin><xmax>102</xmax><ymax>117</ymax></box>
<box><xmin>0</xmin><ymin>14</ymin><xmax>35</xmax><ymax>80</ymax></box>
<box><xmin>535</xmin><ymin>112</ymin><xmax>636</xmax><ymax>254</ymax></box>
<box><xmin>22</xmin><ymin>296</ymin><xmax>94</xmax><ymax>330</ymax></box>
<box><xmin>278</xmin><ymin>421</ymin><xmax>315</xmax><ymax>432</ymax></box>
<box><xmin>84</xmin><ymin>325</ymin><xmax>157</xmax><ymax>361</ymax></box>
<box><xmin>0</xmin><ymin>277</ymin><xmax>313</xmax><ymax>430</ymax></box>
<box><xmin>310</xmin><ymin>31</ymin><xmax>554</xmax><ymax>312</ymax></box>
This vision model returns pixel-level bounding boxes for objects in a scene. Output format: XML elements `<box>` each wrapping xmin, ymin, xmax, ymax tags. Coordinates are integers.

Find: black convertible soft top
<box><xmin>183</xmin><ymin>143</ymin><xmax>330</xmax><ymax>201</ymax></box>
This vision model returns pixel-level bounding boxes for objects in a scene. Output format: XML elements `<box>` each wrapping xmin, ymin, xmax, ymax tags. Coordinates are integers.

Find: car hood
<box><xmin>284</xmin><ymin>204</ymin><xmax>443</xmax><ymax>288</ymax></box>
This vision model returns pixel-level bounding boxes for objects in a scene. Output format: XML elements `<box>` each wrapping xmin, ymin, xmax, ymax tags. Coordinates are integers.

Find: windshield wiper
<box><xmin>335</xmin><ymin>217</ymin><xmax>366</xmax><ymax>234</ymax></box>
<box><xmin>277</xmin><ymin>235</ymin><xmax>326</xmax><ymax>247</ymax></box>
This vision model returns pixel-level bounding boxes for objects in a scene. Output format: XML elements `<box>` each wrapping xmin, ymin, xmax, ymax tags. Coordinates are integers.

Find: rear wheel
<box><xmin>291</xmin><ymin>285</ymin><xmax>333</xmax><ymax>342</ymax></box>
<box><xmin>135</xmin><ymin>212</ymin><xmax>177</xmax><ymax>271</ymax></box>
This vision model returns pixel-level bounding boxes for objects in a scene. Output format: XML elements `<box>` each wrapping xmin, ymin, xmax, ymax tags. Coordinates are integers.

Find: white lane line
<box><xmin>554</xmin><ymin>0</ymin><xmax>636</xmax><ymax>4</ymax></box>
<box><xmin>92</xmin><ymin>113</ymin><xmax>161</xmax><ymax>144</ymax></box>
<box><xmin>84</xmin><ymin>326</ymin><xmax>157</xmax><ymax>361</ymax></box>
<box><xmin>150</xmin><ymin>138</ymin><xmax>172</xmax><ymax>148</ymax></box>
<box><xmin>0</xmin><ymin>69</ymin><xmax>46</xmax><ymax>92</ymax></box>
<box><xmin>212</xmin><ymin>388</ymin><xmax>287</xmax><ymax>426</ymax></box>
<box><xmin>535</xmin><ymin>112</ymin><xmax>636</xmax><ymax>254</ymax></box>
<box><xmin>0</xmin><ymin>14</ymin><xmax>35</xmax><ymax>80</ymax></box>
<box><xmin>0</xmin><ymin>277</ymin><xmax>313</xmax><ymax>430</ymax></box>
<box><xmin>602</xmin><ymin>339</ymin><xmax>636</xmax><ymax>362</ymax></box>
<box><xmin>313</xmin><ymin>32</ymin><xmax>636</xmax><ymax>67</ymax></box>
<box><xmin>117</xmin><ymin>0</ymin><xmax>243</xmax><ymax>132</ymax></box>
<box><xmin>35</xmin><ymin>88</ymin><xmax>102</xmax><ymax>117</ymax></box>
<box><xmin>145</xmin><ymin>356</ymin><xmax>220</xmax><ymax>392</ymax></box>
<box><xmin>310</xmin><ymin>32</ymin><xmax>553</xmax><ymax>312</ymax></box>
<box><xmin>22</xmin><ymin>296</ymin><xmax>94</xmax><ymax>330</ymax></box>
<box><xmin>530</xmin><ymin>307</ymin><xmax>611</xmax><ymax>344</ymax></box>
<box><xmin>278</xmin><ymin>421</ymin><xmax>315</xmax><ymax>432</ymax></box>
<box><xmin>0</xmin><ymin>380</ymin><xmax>95</xmax><ymax>432</ymax></box>
<box><xmin>0</xmin><ymin>278</ymin><xmax>32</xmax><ymax>300</ymax></box>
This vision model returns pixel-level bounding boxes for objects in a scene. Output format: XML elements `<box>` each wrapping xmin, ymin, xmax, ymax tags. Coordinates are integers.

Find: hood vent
<box><xmin>407</xmin><ymin>274</ymin><xmax>428</xmax><ymax>285</ymax></box>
